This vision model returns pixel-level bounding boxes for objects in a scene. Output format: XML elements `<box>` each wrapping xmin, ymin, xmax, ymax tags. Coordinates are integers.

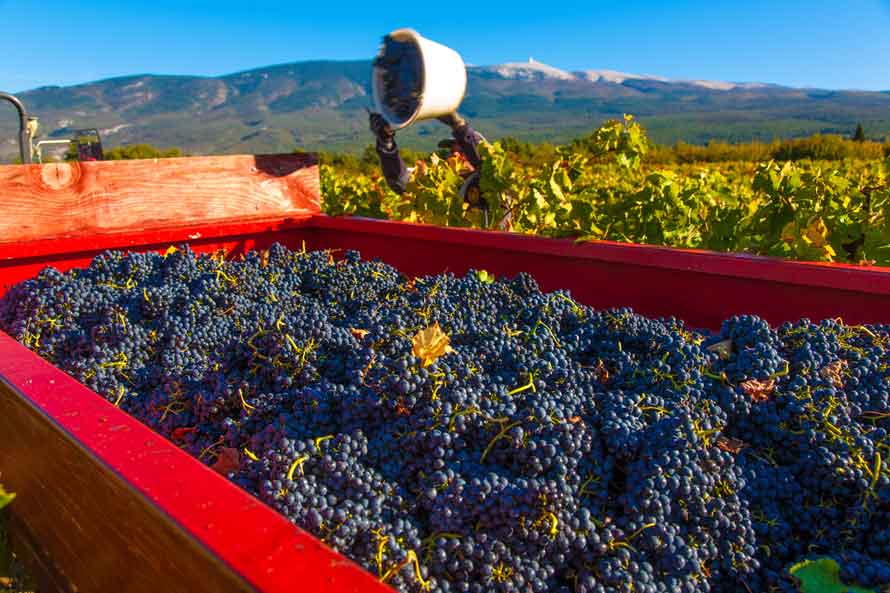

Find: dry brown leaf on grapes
<box><xmin>706</xmin><ymin>339</ymin><xmax>733</xmax><ymax>360</ymax></box>
<box><xmin>740</xmin><ymin>378</ymin><xmax>775</xmax><ymax>402</ymax></box>
<box><xmin>594</xmin><ymin>360</ymin><xmax>610</xmax><ymax>384</ymax></box>
<box><xmin>715</xmin><ymin>435</ymin><xmax>748</xmax><ymax>454</ymax></box>
<box><xmin>412</xmin><ymin>322</ymin><xmax>455</xmax><ymax>367</ymax></box>
<box><xmin>819</xmin><ymin>360</ymin><xmax>848</xmax><ymax>389</ymax></box>
<box><xmin>211</xmin><ymin>447</ymin><xmax>241</xmax><ymax>475</ymax></box>
<box><xmin>350</xmin><ymin>328</ymin><xmax>370</xmax><ymax>340</ymax></box>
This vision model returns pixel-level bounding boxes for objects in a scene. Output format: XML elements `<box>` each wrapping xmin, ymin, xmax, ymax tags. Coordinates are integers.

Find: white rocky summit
<box><xmin>474</xmin><ymin>58</ymin><xmax>763</xmax><ymax>91</ymax></box>
<box><xmin>476</xmin><ymin>58</ymin><xmax>576</xmax><ymax>81</ymax></box>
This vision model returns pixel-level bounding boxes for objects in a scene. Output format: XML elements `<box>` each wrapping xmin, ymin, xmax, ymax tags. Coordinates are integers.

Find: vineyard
<box><xmin>322</xmin><ymin>116</ymin><xmax>890</xmax><ymax>266</ymax></box>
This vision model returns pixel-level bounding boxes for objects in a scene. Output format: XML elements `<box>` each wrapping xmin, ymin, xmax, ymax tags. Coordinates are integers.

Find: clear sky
<box><xmin>1</xmin><ymin>0</ymin><xmax>889</xmax><ymax>92</ymax></box>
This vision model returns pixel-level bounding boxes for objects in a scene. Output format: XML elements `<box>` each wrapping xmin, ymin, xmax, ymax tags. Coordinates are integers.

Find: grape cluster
<box><xmin>1</xmin><ymin>244</ymin><xmax>888</xmax><ymax>593</ymax></box>
<box><xmin>374</xmin><ymin>34</ymin><xmax>423</xmax><ymax>122</ymax></box>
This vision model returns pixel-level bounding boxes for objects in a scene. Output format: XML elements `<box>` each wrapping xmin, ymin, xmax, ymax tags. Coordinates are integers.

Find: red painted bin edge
<box><xmin>308</xmin><ymin>215</ymin><xmax>890</xmax><ymax>295</ymax></box>
<box><xmin>5</xmin><ymin>211</ymin><xmax>890</xmax><ymax>296</ymax></box>
<box><xmin>0</xmin><ymin>215</ymin><xmax>314</xmax><ymax>264</ymax></box>
<box><xmin>0</xmin><ymin>326</ymin><xmax>391</xmax><ymax>593</ymax></box>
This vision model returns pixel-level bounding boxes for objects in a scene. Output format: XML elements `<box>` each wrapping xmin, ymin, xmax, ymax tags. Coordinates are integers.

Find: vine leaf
<box><xmin>0</xmin><ymin>485</ymin><xmax>15</xmax><ymax>510</ymax></box>
<box><xmin>740</xmin><ymin>378</ymin><xmax>776</xmax><ymax>402</ymax></box>
<box><xmin>476</xmin><ymin>270</ymin><xmax>495</xmax><ymax>284</ymax></box>
<box><xmin>789</xmin><ymin>557</ymin><xmax>875</xmax><ymax>593</ymax></box>
<box><xmin>350</xmin><ymin>328</ymin><xmax>370</xmax><ymax>340</ymax></box>
<box><xmin>412</xmin><ymin>323</ymin><xmax>454</xmax><ymax>367</ymax></box>
<box><xmin>706</xmin><ymin>339</ymin><xmax>733</xmax><ymax>360</ymax></box>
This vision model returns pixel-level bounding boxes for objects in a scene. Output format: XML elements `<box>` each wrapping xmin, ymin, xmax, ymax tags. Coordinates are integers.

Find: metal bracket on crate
<box><xmin>1</xmin><ymin>92</ymin><xmax>33</xmax><ymax>164</ymax></box>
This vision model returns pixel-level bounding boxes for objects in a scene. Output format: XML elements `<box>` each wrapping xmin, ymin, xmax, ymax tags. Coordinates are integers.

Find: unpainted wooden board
<box><xmin>0</xmin><ymin>154</ymin><xmax>320</xmax><ymax>244</ymax></box>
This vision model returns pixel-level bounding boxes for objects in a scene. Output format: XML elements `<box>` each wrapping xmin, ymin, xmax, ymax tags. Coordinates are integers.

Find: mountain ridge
<box><xmin>3</xmin><ymin>58</ymin><xmax>889</xmax><ymax>159</ymax></box>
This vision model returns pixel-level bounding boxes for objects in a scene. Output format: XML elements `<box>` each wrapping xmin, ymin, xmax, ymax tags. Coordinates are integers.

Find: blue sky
<box><xmin>1</xmin><ymin>0</ymin><xmax>889</xmax><ymax>92</ymax></box>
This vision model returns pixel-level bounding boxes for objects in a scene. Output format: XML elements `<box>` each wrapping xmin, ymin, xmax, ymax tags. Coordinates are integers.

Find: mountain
<box><xmin>2</xmin><ymin>58</ymin><xmax>889</xmax><ymax>159</ymax></box>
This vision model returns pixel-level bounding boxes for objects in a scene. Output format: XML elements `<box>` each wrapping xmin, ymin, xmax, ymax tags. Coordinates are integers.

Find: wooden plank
<box><xmin>0</xmin><ymin>154</ymin><xmax>319</xmax><ymax>245</ymax></box>
<box><xmin>6</xmin><ymin>512</ymin><xmax>74</xmax><ymax>593</ymax></box>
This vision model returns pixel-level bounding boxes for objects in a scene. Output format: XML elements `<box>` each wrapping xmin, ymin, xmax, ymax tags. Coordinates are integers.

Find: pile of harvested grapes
<box><xmin>374</xmin><ymin>34</ymin><xmax>423</xmax><ymax>123</ymax></box>
<box><xmin>1</xmin><ymin>244</ymin><xmax>889</xmax><ymax>593</ymax></box>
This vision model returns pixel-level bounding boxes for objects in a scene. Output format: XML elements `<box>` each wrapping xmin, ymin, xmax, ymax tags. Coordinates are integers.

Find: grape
<box><xmin>1</xmin><ymin>244</ymin><xmax>888</xmax><ymax>593</ymax></box>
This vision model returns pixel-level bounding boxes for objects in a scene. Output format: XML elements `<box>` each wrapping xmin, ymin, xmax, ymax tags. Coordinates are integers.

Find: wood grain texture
<box><xmin>0</xmin><ymin>377</ymin><xmax>256</xmax><ymax>593</ymax></box>
<box><xmin>6</xmin><ymin>512</ymin><xmax>75</xmax><ymax>593</ymax></box>
<box><xmin>0</xmin><ymin>154</ymin><xmax>320</xmax><ymax>245</ymax></box>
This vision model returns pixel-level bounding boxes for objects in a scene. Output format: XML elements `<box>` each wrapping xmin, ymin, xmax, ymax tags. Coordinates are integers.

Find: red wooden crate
<box><xmin>3</xmin><ymin>157</ymin><xmax>890</xmax><ymax>593</ymax></box>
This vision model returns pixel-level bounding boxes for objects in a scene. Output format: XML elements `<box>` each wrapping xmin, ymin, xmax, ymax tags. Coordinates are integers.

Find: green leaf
<box><xmin>0</xmin><ymin>485</ymin><xmax>15</xmax><ymax>511</ymax></box>
<box><xmin>788</xmin><ymin>558</ymin><xmax>875</xmax><ymax>593</ymax></box>
<box><xmin>549</xmin><ymin>174</ymin><xmax>566</xmax><ymax>203</ymax></box>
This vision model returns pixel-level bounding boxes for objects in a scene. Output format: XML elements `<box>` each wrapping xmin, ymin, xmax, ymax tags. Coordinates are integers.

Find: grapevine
<box><xmin>322</xmin><ymin>116</ymin><xmax>890</xmax><ymax>266</ymax></box>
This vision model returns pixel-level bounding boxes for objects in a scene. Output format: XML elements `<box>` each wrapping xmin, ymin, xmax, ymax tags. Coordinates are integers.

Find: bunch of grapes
<box><xmin>1</xmin><ymin>244</ymin><xmax>888</xmax><ymax>593</ymax></box>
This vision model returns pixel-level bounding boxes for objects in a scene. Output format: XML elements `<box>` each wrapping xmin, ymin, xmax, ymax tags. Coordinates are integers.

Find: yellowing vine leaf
<box><xmin>412</xmin><ymin>322</ymin><xmax>454</xmax><ymax>367</ymax></box>
<box><xmin>477</xmin><ymin>270</ymin><xmax>495</xmax><ymax>284</ymax></box>
<box><xmin>805</xmin><ymin>218</ymin><xmax>829</xmax><ymax>248</ymax></box>
<box><xmin>0</xmin><ymin>484</ymin><xmax>15</xmax><ymax>510</ymax></box>
<box><xmin>781</xmin><ymin>222</ymin><xmax>797</xmax><ymax>245</ymax></box>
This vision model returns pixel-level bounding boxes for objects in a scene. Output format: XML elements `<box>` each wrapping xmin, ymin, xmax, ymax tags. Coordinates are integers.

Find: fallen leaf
<box><xmin>820</xmin><ymin>360</ymin><xmax>848</xmax><ymax>389</ymax></box>
<box><xmin>350</xmin><ymin>328</ymin><xmax>370</xmax><ymax>340</ymax></box>
<box><xmin>412</xmin><ymin>322</ymin><xmax>455</xmax><ymax>367</ymax></box>
<box><xmin>715</xmin><ymin>435</ymin><xmax>748</xmax><ymax>454</ymax></box>
<box><xmin>740</xmin><ymin>378</ymin><xmax>776</xmax><ymax>402</ymax></box>
<box><xmin>568</xmin><ymin>416</ymin><xmax>582</xmax><ymax>424</ymax></box>
<box><xmin>707</xmin><ymin>339</ymin><xmax>733</xmax><ymax>360</ymax></box>
<box><xmin>211</xmin><ymin>447</ymin><xmax>241</xmax><ymax>475</ymax></box>
<box><xmin>594</xmin><ymin>360</ymin><xmax>610</xmax><ymax>384</ymax></box>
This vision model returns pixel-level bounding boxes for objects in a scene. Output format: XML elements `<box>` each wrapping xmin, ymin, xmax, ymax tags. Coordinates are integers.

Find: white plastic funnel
<box><xmin>372</xmin><ymin>29</ymin><xmax>467</xmax><ymax>129</ymax></box>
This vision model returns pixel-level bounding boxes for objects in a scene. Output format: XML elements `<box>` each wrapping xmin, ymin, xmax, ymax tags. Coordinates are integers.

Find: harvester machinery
<box><xmin>2</xmin><ymin>91</ymin><xmax>103</xmax><ymax>163</ymax></box>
